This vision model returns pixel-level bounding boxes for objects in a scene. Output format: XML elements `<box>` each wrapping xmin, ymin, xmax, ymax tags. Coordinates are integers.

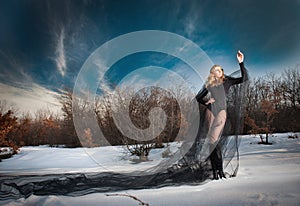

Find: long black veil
<box><xmin>0</xmin><ymin>70</ymin><xmax>249</xmax><ymax>200</ymax></box>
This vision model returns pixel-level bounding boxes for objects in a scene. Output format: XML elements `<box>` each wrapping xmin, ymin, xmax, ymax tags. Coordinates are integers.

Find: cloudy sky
<box><xmin>0</xmin><ymin>0</ymin><xmax>299</xmax><ymax>115</ymax></box>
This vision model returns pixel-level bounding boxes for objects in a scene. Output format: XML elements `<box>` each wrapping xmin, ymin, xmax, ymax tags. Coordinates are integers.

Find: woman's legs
<box><xmin>199</xmin><ymin>110</ymin><xmax>226</xmax><ymax>156</ymax></box>
<box><xmin>207</xmin><ymin>110</ymin><xmax>226</xmax><ymax>145</ymax></box>
<box><xmin>207</xmin><ymin>110</ymin><xmax>227</xmax><ymax>179</ymax></box>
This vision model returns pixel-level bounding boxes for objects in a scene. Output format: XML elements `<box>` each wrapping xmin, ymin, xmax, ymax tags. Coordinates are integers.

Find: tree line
<box><xmin>244</xmin><ymin>67</ymin><xmax>300</xmax><ymax>143</ymax></box>
<box><xmin>1</xmin><ymin>66</ymin><xmax>299</xmax><ymax>155</ymax></box>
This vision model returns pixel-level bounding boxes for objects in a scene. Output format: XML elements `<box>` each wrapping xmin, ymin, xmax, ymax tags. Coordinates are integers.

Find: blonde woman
<box><xmin>196</xmin><ymin>50</ymin><xmax>248</xmax><ymax>180</ymax></box>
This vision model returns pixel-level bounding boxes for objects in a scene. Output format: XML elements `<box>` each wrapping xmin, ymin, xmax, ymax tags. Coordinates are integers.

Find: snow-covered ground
<box><xmin>1</xmin><ymin>133</ymin><xmax>300</xmax><ymax>206</ymax></box>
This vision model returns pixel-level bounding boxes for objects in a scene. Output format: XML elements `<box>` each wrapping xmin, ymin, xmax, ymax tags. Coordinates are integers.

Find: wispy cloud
<box><xmin>0</xmin><ymin>82</ymin><xmax>61</xmax><ymax>116</ymax></box>
<box><xmin>0</xmin><ymin>45</ymin><xmax>61</xmax><ymax>116</ymax></box>
<box><xmin>55</xmin><ymin>27</ymin><xmax>67</xmax><ymax>77</ymax></box>
<box><xmin>46</xmin><ymin>0</ymin><xmax>101</xmax><ymax>78</ymax></box>
<box><xmin>0</xmin><ymin>49</ymin><xmax>34</xmax><ymax>87</ymax></box>
<box><xmin>180</xmin><ymin>1</ymin><xmax>207</xmax><ymax>40</ymax></box>
<box><xmin>184</xmin><ymin>18</ymin><xmax>196</xmax><ymax>38</ymax></box>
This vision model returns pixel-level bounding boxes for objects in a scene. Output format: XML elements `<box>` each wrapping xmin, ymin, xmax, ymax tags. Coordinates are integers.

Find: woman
<box><xmin>196</xmin><ymin>50</ymin><xmax>248</xmax><ymax>180</ymax></box>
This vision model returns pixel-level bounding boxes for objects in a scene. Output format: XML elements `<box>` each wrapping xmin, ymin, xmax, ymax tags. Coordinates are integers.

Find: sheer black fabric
<box><xmin>0</xmin><ymin>67</ymin><xmax>249</xmax><ymax>200</ymax></box>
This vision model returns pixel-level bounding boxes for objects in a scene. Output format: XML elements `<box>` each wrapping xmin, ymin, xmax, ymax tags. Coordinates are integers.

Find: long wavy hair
<box><xmin>205</xmin><ymin>64</ymin><xmax>225</xmax><ymax>87</ymax></box>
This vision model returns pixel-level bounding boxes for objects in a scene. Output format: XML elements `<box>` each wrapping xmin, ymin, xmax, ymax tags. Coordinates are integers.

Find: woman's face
<box><xmin>212</xmin><ymin>66</ymin><xmax>223</xmax><ymax>78</ymax></box>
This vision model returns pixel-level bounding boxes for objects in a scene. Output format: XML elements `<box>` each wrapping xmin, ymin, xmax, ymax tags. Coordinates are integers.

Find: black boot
<box><xmin>210</xmin><ymin>149</ymin><xmax>219</xmax><ymax>180</ymax></box>
<box><xmin>218</xmin><ymin>170</ymin><xmax>226</xmax><ymax>179</ymax></box>
<box><xmin>215</xmin><ymin>145</ymin><xmax>226</xmax><ymax>179</ymax></box>
<box><xmin>212</xmin><ymin>170</ymin><xmax>219</xmax><ymax>180</ymax></box>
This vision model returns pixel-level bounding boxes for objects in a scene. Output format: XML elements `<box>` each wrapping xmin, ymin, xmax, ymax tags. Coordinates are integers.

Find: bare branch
<box><xmin>105</xmin><ymin>193</ymin><xmax>150</xmax><ymax>206</ymax></box>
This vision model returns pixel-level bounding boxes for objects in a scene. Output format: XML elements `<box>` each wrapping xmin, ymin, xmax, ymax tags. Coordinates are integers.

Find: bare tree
<box><xmin>282</xmin><ymin>66</ymin><xmax>300</xmax><ymax>108</ymax></box>
<box><xmin>58</xmin><ymin>89</ymin><xmax>81</xmax><ymax>147</ymax></box>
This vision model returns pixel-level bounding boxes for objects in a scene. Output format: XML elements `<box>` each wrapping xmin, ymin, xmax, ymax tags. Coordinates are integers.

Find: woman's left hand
<box><xmin>237</xmin><ymin>50</ymin><xmax>244</xmax><ymax>63</ymax></box>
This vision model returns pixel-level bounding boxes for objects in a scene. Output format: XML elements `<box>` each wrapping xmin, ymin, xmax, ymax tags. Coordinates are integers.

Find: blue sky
<box><xmin>0</xmin><ymin>0</ymin><xmax>299</xmax><ymax>114</ymax></box>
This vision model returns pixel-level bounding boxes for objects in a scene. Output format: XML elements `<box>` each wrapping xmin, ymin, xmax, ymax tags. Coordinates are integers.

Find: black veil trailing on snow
<box><xmin>0</xmin><ymin>70</ymin><xmax>249</xmax><ymax>200</ymax></box>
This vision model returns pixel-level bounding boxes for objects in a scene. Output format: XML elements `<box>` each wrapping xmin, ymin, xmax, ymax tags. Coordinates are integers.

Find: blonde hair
<box><xmin>205</xmin><ymin>65</ymin><xmax>225</xmax><ymax>87</ymax></box>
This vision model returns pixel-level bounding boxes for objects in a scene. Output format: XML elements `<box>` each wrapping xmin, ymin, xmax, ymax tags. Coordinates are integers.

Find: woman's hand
<box><xmin>237</xmin><ymin>50</ymin><xmax>244</xmax><ymax>63</ymax></box>
<box><xmin>205</xmin><ymin>98</ymin><xmax>215</xmax><ymax>105</ymax></box>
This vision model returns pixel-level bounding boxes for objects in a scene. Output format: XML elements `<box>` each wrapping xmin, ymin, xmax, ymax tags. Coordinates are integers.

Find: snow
<box><xmin>0</xmin><ymin>147</ymin><xmax>13</xmax><ymax>157</ymax></box>
<box><xmin>1</xmin><ymin>133</ymin><xmax>300</xmax><ymax>205</ymax></box>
